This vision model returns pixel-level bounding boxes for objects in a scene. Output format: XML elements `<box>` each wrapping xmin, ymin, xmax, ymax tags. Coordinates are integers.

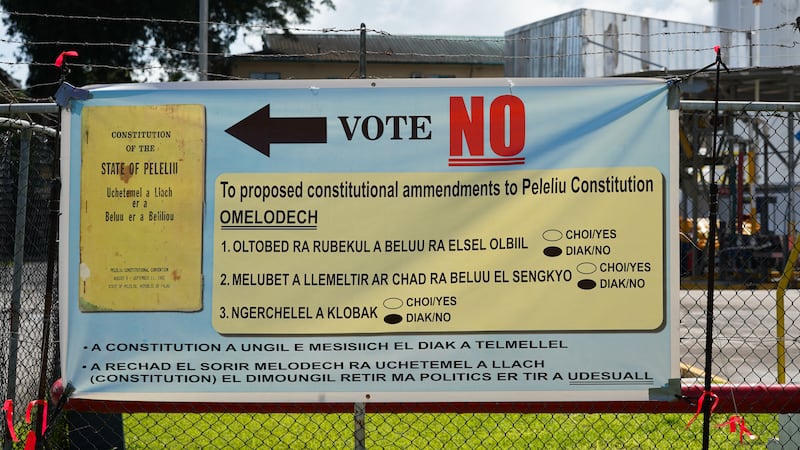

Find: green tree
<box><xmin>1</xmin><ymin>0</ymin><xmax>333</xmax><ymax>97</ymax></box>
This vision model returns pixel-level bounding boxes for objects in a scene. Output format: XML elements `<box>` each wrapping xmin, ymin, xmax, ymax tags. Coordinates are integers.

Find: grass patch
<box><xmin>119</xmin><ymin>412</ymin><xmax>780</xmax><ymax>449</ymax></box>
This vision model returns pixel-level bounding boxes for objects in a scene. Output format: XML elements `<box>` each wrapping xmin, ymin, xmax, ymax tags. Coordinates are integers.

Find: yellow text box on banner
<box><xmin>79</xmin><ymin>105</ymin><xmax>205</xmax><ymax>311</ymax></box>
<box><xmin>212</xmin><ymin>167</ymin><xmax>663</xmax><ymax>334</ymax></box>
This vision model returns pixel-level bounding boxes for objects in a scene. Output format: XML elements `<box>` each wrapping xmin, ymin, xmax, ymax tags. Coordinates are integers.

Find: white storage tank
<box><xmin>712</xmin><ymin>0</ymin><xmax>800</xmax><ymax>67</ymax></box>
<box><xmin>505</xmin><ymin>8</ymin><xmax>750</xmax><ymax>77</ymax></box>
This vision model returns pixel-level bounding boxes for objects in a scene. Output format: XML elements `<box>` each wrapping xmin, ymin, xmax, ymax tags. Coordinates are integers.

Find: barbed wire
<box><xmin>0</xmin><ymin>8</ymin><xmax>795</xmax><ymax>43</ymax></box>
<box><xmin>0</xmin><ymin>42</ymin><xmax>796</xmax><ymax>74</ymax></box>
<box><xmin>0</xmin><ymin>38</ymin><xmax>747</xmax><ymax>60</ymax></box>
<box><xmin>4</xmin><ymin>37</ymin><xmax>799</xmax><ymax>56</ymax></box>
<box><xmin>0</xmin><ymin>8</ymin><xmax>797</xmax><ymax>98</ymax></box>
<box><xmin>1</xmin><ymin>32</ymin><xmax>798</xmax><ymax>63</ymax></box>
<box><xmin>0</xmin><ymin>9</ymin><xmax>381</xmax><ymax>36</ymax></box>
<box><xmin>0</xmin><ymin>16</ymin><xmax>793</xmax><ymax>72</ymax></box>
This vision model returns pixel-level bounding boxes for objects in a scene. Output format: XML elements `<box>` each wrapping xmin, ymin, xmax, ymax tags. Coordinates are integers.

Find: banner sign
<box><xmin>60</xmin><ymin>78</ymin><xmax>679</xmax><ymax>402</ymax></box>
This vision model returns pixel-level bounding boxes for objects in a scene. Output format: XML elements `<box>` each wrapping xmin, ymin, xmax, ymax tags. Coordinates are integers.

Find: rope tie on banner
<box><xmin>685</xmin><ymin>391</ymin><xmax>719</xmax><ymax>429</ymax></box>
<box><xmin>23</xmin><ymin>400</ymin><xmax>47</xmax><ymax>450</ymax></box>
<box><xmin>2</xmin><ymin>399</ymin><xmax>18</xmax><ymax>443</ymax></box>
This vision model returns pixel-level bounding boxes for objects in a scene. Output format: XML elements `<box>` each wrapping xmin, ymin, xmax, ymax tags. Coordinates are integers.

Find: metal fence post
<box><xmin>354</xmin><ymin>402</ymin><xmax>366</xmax><ymax>450</ymax></box>
<box><xmin>788</xmin><ymin>111</ymin><xmax>796</xmax><ymax>251</ymax></box>
<box><xmin>359</xmin><ymin>23</ymin><xmax>367</xmax><ymax>79</ymax></box>
<box><xmin>3</xmin><ymin>128</ymin><xmax>31</xmax><ymax>450</ymax></box>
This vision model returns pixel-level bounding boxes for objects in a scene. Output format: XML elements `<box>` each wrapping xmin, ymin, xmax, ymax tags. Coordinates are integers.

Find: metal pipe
<box><xmin>359</xmin><ymin>23</ymin><xmax>367</xmax><ymax>79</ymax></box>
<box><xmin>790</xmin><ymin>109</ymin><xmax>797</xmax><ymax>261</ymax></box>
<box><xmin>354</xmin><ymin>402</ymin><xmax>366</xmax><ymax>450</ymax></box>
<box><xmin>680</xmin><ymin>100</ymin><xmax>800</xmax><ymax>112</ymax></box>
<box><xmin>0</xmin><ymin>104</ymin><xmax>58</xmax><ymax>115</ymax></box>
<box><xmin>0</xmin><ymin>104</ymin><xmax>59</xmax><ymax>137</ymax></box>
<box><xmin>737</xmin><ymin>150</ymin><xmax>744</xmax><ymax>233</ymax></box>
<box><xmin>199</xmin><ymin>0</ymin><xmax>209</xmax><ymax>81</ymax></box>
<box><xmin>754</xmin><ymin>1</ymin><xmax>761</xmax><ymax>101</ymax></box>
<box><xmin>0</xmin><ymin>118</ymin><xmax>57</xmax><ymax>138</ymax></box>
<box><xmin>3</xmin><ymin>128</ymin><xmax>31</xmax><ymax>450</ymax></box>
<box><xmin>775</xmin><ymin>235</ymin><xmax>796</xmax><ymax>384</ymax></box>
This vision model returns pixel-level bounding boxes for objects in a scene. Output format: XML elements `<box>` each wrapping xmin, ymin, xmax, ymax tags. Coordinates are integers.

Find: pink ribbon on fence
<box><xmin>685</xmin><ymin>391</ymin><xmax>719</xmax><ymax>429</ymax></box>
<box><xmin>717</xmin><ymin>415</ymin><xmax>757</xmax><ymax>443</ymax></box>
<box><xmin>23</xmin><ymin>399</ymin><xmax>47</xmax><ymax>450</ymax></box>
<box><xmin>54</xmin><ymin>50</ymin><xmax>78</xmax><ymax>68</ymax></box>
<box><xmin>2</xmin><ymin>399</ymin><xmax>18</xmax><ymax>442</ymax></box>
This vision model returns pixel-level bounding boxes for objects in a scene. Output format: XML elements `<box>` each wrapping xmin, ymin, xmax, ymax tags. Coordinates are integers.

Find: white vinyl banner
<box><xmin>60</xmin><ymin>78</ymin><xmax>679</xmax><ymax>403</ymax></box>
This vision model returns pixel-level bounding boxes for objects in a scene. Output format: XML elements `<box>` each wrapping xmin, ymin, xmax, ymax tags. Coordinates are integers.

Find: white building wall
<box><xmin>713</xmin><ymin>0</ymin><xmax>800</xmax><ymax>68</ymax></box>
<box><xmin>506</xmin><ymin>8</ymin><xmax>750</xmax><ymax>78</ymax></box>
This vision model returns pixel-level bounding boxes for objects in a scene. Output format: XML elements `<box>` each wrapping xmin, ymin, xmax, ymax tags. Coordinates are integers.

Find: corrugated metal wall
<box><xmin>505</xmin><ymin>8</ymin><xmax>750</xmax><ymax>78</ymax></box>
<box><xmin>714</xmin><ymin>0</ymin><xmax>800</xmax><ymax>68</ymax></box>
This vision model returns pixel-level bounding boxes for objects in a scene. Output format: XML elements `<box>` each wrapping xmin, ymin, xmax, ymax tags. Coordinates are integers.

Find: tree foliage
<box><xmin>1</xmin><ymin>0</ymin><xmax>333</xmax><ymax>97</ymax></box>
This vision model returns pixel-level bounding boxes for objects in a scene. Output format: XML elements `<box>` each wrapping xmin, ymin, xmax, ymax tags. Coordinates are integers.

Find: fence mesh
<box><xmin>0</xmin><ymin>123</ymin><xmax>61</xmax><ymax>448</ymax></box>
<box><xmin>4</xmin><ymin>104</ymin><xmax>800</xmax><ymax>448</ymax></box>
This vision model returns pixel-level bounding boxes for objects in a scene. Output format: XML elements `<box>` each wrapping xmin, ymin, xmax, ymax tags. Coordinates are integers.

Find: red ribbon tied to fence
<box><xmin>23</xmin><ymin>399</ymin><xmax>47</xmax><ymax>450</ymax></box>
<box><xmin>2</xmin><ymin>399</ymin><xmax>18</xmax><ymax>442</ymax></box>
<box><xmin>685</xmin><ymin>391</ymin><xmax>719</xmax><ymax>429</ymax></box>
<box><xmin>717</xmin><ymin>415</ymin><xmax>757</xmax><ymax>443</ymax></box>
<box><xmin>54</xmin><ymin>50</ymin><xmax>79</xmax><ymax>68</ymax></box>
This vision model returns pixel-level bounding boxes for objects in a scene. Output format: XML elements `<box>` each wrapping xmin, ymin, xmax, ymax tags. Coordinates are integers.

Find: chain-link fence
<box><xmin>5</xmin><ymin>101</ymin><xmax>800</xmax><ymax>448</ymax></box>
<box><xmin>678</xmin><ymin>101</ymin><xmax>800</xmax><ymax>385</ymax></box>
<box><xmin>0</xmin><ymin>109</ymin><xmax>61</xmax><ymax>449</ymax></box>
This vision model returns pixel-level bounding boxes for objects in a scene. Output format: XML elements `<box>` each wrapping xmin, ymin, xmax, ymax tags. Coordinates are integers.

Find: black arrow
<box><xmin>225</xmin><ymin>104</ymin><xmax>327</xmax><ymax>157</ymax></box>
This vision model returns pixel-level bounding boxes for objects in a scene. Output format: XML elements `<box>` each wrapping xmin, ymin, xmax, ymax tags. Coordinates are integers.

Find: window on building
<box><xmin>411</xmin><ymin>73</ymin><xmax>455</xmax><ymax>78</ymax></box>
<box><xmin>250</xmin><ymin>72</ymin><xmax>281</xmax><ymax>80</ymax></box>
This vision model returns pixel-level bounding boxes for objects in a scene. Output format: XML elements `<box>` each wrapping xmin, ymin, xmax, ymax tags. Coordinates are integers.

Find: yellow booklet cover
<box><xmin>79</xmin><ymin>104</ymin><xmax>205</xmax><ymax>311</ymax></box>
